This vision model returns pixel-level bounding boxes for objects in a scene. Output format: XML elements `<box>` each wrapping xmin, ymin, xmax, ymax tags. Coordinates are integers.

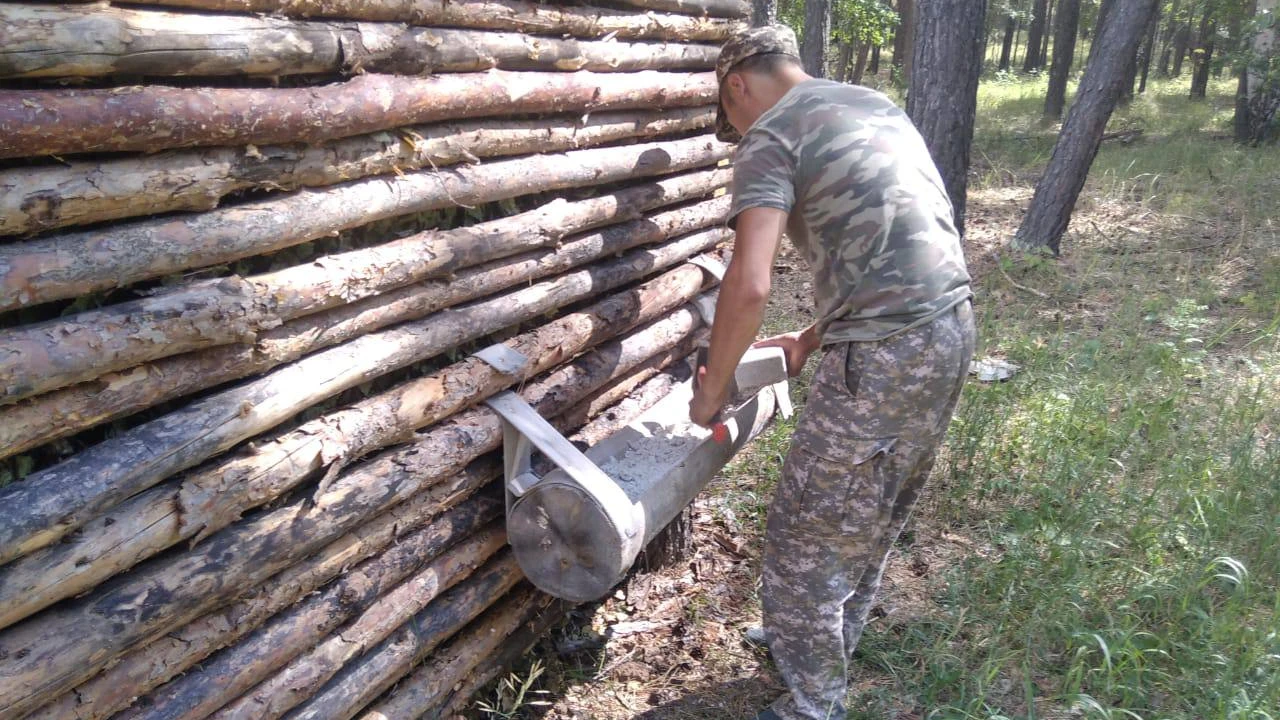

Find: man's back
<box><xmin>730</xmin><ymin>79</ymin><xmax>971</xmax><ymax>343</ymax></box>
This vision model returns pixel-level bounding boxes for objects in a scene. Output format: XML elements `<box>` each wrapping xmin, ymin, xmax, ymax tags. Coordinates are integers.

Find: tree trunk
<box><xmin>752</xmin><ymin>0</ymin><xmax>777</xmax><ymax>24</ymax></box>
<box><xmin>836</xmin><ymin>40</ymin><xmax>855</xmax><ymax>82</ymax></box>
<box><xmin>1189</xmin><ymin>8</ymin><xmax>1217</xmax><ymax>98</ymax></box>
<box><xmin>0</xmin><ymin>5</ymin><xmax>717</xmax><ymax>80</ymax></box>
<box><xmin>23</xmin><ymin>464</ymin><xmax>500</xmax><ymax>720</ymax></box>
<box><xmin>0</xmin><ymin>294</ymin><xmax>711</xmax><ymax>718</ymax></box>
<box><xmin>0</xmin><ymin>248</ymin><xmax>722</xmax><ymax>630</ymax></box>
<box><xmin>0</xmin><ymin>226</ymin><xmax>725</xmax><ymax>578</ymax></box>
<box><xmin>607</xmin><ymin>0</ymin><xmax>751</xmax><ymax>18</ymax></box>
<box><xmin>1044</xmin><ymin>0</ymin><xmax>1082</xmax><ymax>118</ymax></box>
<box><xmin>800</xmin><ymin>0</ymin><xmax>832</xmax><ymax>77</ymax></box>
<box><xmin>357</xmin><ymin>587</ymin><xmax>557</xmax><ymax>720</ymax></box>
<box><xmin>0</xmin><ymin>172</ymin><xmax>730</xmax><ymax>461</ymax></box>
<box><xmin>0</xmin><ymin>69</ymin><xmax>715</xmax><ymax>160</ymax></box>
<box><xmin>1013</xmin><ymin>20</ymin><xmax>1025</xmax><ymax>67</ymax></box>
<box><xmin>1172</xmin><ymin>22</ymin><xmax>1191</xmax><ymax>75</ymax></box>
<box><xmin>871</xmin><ymin>44</ymin><xmax>882</xmax><ymax>73</ymax></box>
<box><xmin>999</xmin><ymin>14</ymin><xmax>1016</xmax><ymax>70</ymax></box>
<box><xmin>1158</xmin><ymin>0</ymin><xmax>1182</xmax><ymax>75</ymax></box>
<box><xmin>0</xmin><ymin>104</ymin><xmax>711</xmax><ymax>236</ymax></box>
<box><xmin>852</xmin><ymin>41</ymin><xmax>872</xmax><ymax>84</ymax></box>
<box><xmin>1137</xmin><ymin>4</ymin><xmax>1161</xmax><ymax>93</ymax></box>
<box><xmin>191</xmin><ymin>523</ymin><xmax>511</xmax><ymax>720</ymax></box>
<box><xmin>1013</xmin><ymin>0</ymin><xmax>1160</xmax><ymax>254</ymax></box>
<box><xmin>71</xmin><ymin>0</ymin><xmax>743</xmax><ymax>42</ymax></box>
<box><xmin>1041</xmin><ymin>0</ymin><xmax>1056</xmax><ymax>62</ymax></box>
<box><xmin>0</xmin><ymin>135</ymin><xmax>727</xmax><ymax>316</ymax></box>
<box><xmin>0</xmin><ymin>131</ymin><xmax>721</xmax><ymax>407</ymax></box>
<box><xmin>1243</xmin><ymin>0</ymin><xmax>1278</xmax><ymax>143</ymax></box>
<box><xmin>901</xmin><ymin>0</ymin><xmax>917</xmax><ymax>81</ymax></box>
<box><xmin>907</xmin><ymin>0</ymin><xmax>988</xmax><ymax>237</ymax></box>
<box><xmin>1086</xmin><ymin>0</ymin><xmax>1116</xmax><ymax>67</ymax></box>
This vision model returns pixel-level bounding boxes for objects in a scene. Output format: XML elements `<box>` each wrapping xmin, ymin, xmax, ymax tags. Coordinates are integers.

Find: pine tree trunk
<box><xmin>0</xmin><ymin>173</ymin><xmax>729</xmax><ymax>461</ymax></box>
<box><xmin>999</xmin><ymin>14</ymin><xmax>1016</xmax><ymax>70</ymax></box>
<box><xmin>1025</xmin><ymin>0</ymin><xmax>1049</xmax><ymax>71</ymax></box>
<box><xmin>0</xmin><ymin>70</ymin><xmax>715</xmax><ymax>160</ymax></box>
<box><xmin>1138</xmin><ymin>4</ymin><xmax>1161</xmax><ymax>93</ymax></box>
<box><xmin>1042</xmin><ymin>0</ymin><xmax>1056</xmax><ymax>61</ymax></box>
<box><xmin>752</xmin><ymin>0</ymin><xmax>778</xmax><ymax>25</ymax></box>
<box><xmin>1087</xmin><ymin>0</ymin><xmax>1115</xmax><ymax>66</ymax></box>
<box><xmin>851</xmin><ymin>41</ymin><xmax>872</xmax><ymax>83</ymax></box>
<box><xmin>1189</xmin><ymin>8</ymin><xmax>1217</xmax><ymax>98</ymax></box>
<box><xmin>1044</xmin><ymin>0</ymin><xmax>1081</xmax><ymax>118</ymax></box>
<box><xmin>609</xmin><ymin>0</ymin><xmax>751</xmax><ymax>18</ymax></box>
<box><xmin>0</xmin><ymin>135</ymin><xmax>727</xmax><ymax>316</ymax></box>
<box><xmin>1244</xmin><ymin>0</ymin><xmax>1278</xmax><ymax>143</ymax></box>
<box><xmin>1158</xmin><ymin>0</ymin><xmax>1183</xmax><ymax>75</ymax></box>
<box><xmin>871</xmin><ymin>44</ymin><xmax>882</xmax><ymax>73</ymax></box>
<box><xmin>1013</xmin><ymin>0</ymin><xmax>1160</xmax><ymax>253</ymax></box>
<box><xmin>64</xmin><ymin>0</ymin><xmax>743</xmax><ymax>42</ymax></box>
<box><xmin>907</xmin><ymin>0</ymin><xmax>988</xmax><ymax>237</ymax></box>
<box><xmin>0</xmin><ymin>294</ymin><xmax>711</xmax><ymax>718</ymax></box>
<box><xmin>0</xmin><ymin>6</ymin><xmax>717</xmax><ymax>80</ymax></box>
<box><xmin>801</xmin><ymin>0</ymin><xmax>832</xmax><ymax>77</ymax></box>
<box><xmin>1172</xmin><ymin>22</ymin><xmax>1191</xmax><ymax>75</ymax></box>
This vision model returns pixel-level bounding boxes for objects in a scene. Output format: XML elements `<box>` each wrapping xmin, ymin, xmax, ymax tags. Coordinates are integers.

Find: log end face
<box><xmin>507</xmin><ymin>481</ymin><xmax>628</xmax><ymax>603</ymax></box>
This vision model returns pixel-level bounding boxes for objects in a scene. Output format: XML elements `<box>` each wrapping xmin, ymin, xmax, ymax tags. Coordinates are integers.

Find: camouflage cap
<box><xmin>715</xmin><ymin>25</ymin><xmax>801</xmax><ymax>143</ymax></box>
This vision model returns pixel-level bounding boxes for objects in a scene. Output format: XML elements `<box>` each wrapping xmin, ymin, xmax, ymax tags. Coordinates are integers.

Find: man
<box><xmin>688</xmin><ymin>25</ymin><xmax>975</xmax><ymax>720</ymax></box>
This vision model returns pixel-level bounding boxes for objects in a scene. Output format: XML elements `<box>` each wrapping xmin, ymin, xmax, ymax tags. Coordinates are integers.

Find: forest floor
<box><xmin>465</xmin><ymin>75</ymin><xmax>1280</xmax><ymax>720</ymax></box>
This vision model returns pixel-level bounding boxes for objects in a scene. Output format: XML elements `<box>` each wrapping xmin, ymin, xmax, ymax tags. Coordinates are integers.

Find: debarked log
<box><xmin>0</xmin><ymin>163</ymin><xmax>728</xmax><ymax>409</ymax></box>
<box><xmin>22</xmin><ymin>461</ymin><xmax>503</xmax><ymax>720</ymax></box>
<box><xmin>101</xmin><ymin>0</ymin><xmax>742</xmax><ymax>42</ymax></box>
<box><xmin>0</xmin><ymin>69</ymin><xmax>715</xmax><ymax>159</ymax></box>
<box><xmin>0</xmin><ymin>183</ymin><xmax>730</xmax><ymax>461</ymax></box>
<box><xmin>0</xmin><ymin>106</ymin><xmax>714</xmax><ymax>236</ymax></box>
<box><xmin>0</xmin><ymin>243</ymin><xmax>724</xmax><ymax>631</ymax></box>
<box><xmin>0</xmin><ymin>134</ymin><xmax>729</xmax><ymax>314</ymax></box>
<box><xmin>0</xmin><ymin>5</ymin><xmax>717</xmax><ymax>80</ymax></box>
<box><xmin>608</xmin><ymin>0</ymin><xmax>751</xmax><ymax>18</ymax></box>
<box><xmin>0</xmin><ymin>290</ymin><xmax>712</xmax><ymax>718</ymax></box>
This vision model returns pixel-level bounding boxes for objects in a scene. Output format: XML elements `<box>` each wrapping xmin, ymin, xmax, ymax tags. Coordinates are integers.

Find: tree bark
<box><xmin>0</xmin><ymin>171</ymin><xmax>730</xmax><ymax>461</ymax></box>
<box><xmin>1243</xmin><ymin>0</ymin><xmax>1278</xmax><ymax>143</ymax></box>
<box><xmin>0</xmin><ymin>134</ymin><xmax>727</xmax><ymax>316</ymax></box>
<box><xmin>176</xmin><ymin>523</ymin><xmax>511</xmax><ymax>720</ymax></box>
<box><xmin>0</xmin><ymin>6</ymin><xmax>717</xmax><ymax>80</ymax></box>
<box><xmin>48</xmin><ymin>0</ymin><xmax>744</xmax><ymax>42</ymax></box>
<box><xmin>0</xmin><ymin>104</ymin><xmax>712</xmax><ymax>236</ymax></box>
<box><xmin>0</xmin><ymin>244</ymin><xmax>723</xmax><ymax>630</ymax></box>
<box><xmin>1025</xmin><ymin>0</ymin><xmax>1050</xmax><ymax>70</ymax></box>
<box><xmin>1013</xmin><ymin>0</ymin><xmax>1160</xmax><ymax>254</ymax></box>
<box><xmin>836</xmin><ymin>40</ymin><xmax>855</xmax><ymax>82</ymax></box>
<box><xmin>606</xmin><ymin>0</ymin><xmax>751</xmax><ymax>18</ymax></box>
<box><xmin>801</xmin><ymin>0</ymin><xmax>832</xmax><ymax>77</ymax></box>
<box><xmin>871</xmin><ymin>44</ymin><xmax>882</xmax><ymax>74</ymax></box>
<box><xmin>283</xmin><ymin>551</ymin><xmax>526</xmax><ymax>720</ymax></box>
<box><xmin>907</xmin><ymin>0</ymin><xmax>987</xmax><ymax>237</ymax></box>
<box><xmin>1172</xmin><ymin>22</ymin><xmax>1191</xmax><ymax>75</ymax></box>
<box><xmin>1137</xmin><ymin>3</ymin><xmax>1161</xmax><ymax>93</ymax></box>
<box><xmin>357</xmin><ymin>587</ymin><xmax>556</xmax><ymax>720</ymax></box>
<box><xmin>1042</xmin><ymin>0</ymin><xmax>1056</xmax><ymax>62</ymax></box>
<box><xmin>1044</xmin><ymin>0</ymin><xmax>1082</xmax><ymax>118</ymax></box>
<box><xmin>999</xmin><ymin>14</ymin><xmax>1017</xmax><ymax>70</ymax></box>
<box><xmin>0</xmin><ymin>69</ymin><xmax>714</xmax><ymax>160</ymax></box>
<box><xmin>752</xmin><ymin>0</ymin><xmax>778</xmax><ymax>24</ymax></box>
<box><xmin>0</xmin><ymin>294</ymin><xmax>710</xmax><ymax>718</ymax></box>
<box><xmin>0</xmin><ymin>220</ymin><xmax>726</xmax><ymax>576</ymax></box>
<box><xmin>0</xmin><ymin>127</ymin><xmax>720</xmax><ymax>407</ymax></box>
<box><xmin>851</xmin><ymin>42</ymin><xmax>872</xmax><ymax>83</ymax></box>
<box><xmin>1189</xmin><ymin>7</ymin><xmax>1217</xmax><ymax>98</ymax></box>
<box><xmin>900</xmin><ymin>0</ymin><xmax>917</xmax><ymax>81</ymax></box>
<box><xmin>1158</xmin><ymin>0</ymin><xmax>1182</xmax><ymax>75</ymax></box>
<box><xmin>22</xmin><ymin>463</ymin><xmax>501</xmax><ymax>720</ymax></box>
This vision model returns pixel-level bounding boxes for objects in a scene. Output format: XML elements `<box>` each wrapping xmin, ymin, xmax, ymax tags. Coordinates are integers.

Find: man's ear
<box><xmin>725</xmin><ymin>72</ymin><xmax>748</xmax><ymax>104</ymax></box>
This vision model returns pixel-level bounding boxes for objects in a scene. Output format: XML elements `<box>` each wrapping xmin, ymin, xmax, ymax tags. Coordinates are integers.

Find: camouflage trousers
<box><xmin>762</xmin><ymin>300</ymin><xmax>975</xmax><ymax>720</ymax></box>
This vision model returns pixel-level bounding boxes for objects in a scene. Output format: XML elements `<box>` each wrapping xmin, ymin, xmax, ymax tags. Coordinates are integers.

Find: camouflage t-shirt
<box><xmin>729</xmin><ymin>79</ymin><xmax>972</xmax><ymax>343</ymax></box>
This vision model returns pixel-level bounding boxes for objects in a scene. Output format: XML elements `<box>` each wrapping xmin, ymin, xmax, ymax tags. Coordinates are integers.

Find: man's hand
<box><xmin>753</xmin><ymin>325</ymin><xmax>820</xmax><ymax>377</ymax></box>
<box><xmin>689</xmin><ymin>364</ymin><xmax>729</xmax><ymax>428</ymax></box>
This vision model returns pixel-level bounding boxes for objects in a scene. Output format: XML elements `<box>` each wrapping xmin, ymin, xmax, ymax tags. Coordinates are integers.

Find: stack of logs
<box><xmin>0</xmin><ymin>0</ymin><xmax>748</xmax><ymax>716</ymax></box>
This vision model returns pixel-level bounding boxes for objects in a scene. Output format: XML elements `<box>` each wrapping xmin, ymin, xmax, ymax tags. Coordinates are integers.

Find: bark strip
<box><xmin>0</xmin><ymin>178</ymin><xmax>730</xmax><ymax>460</ymax></box>
<box><xmin>0</xmin><ymin>106</ymin><xmax>714</xmax><ymax>236</ymax></box>
<box><xmin>0</xmin><ymin>135</ymin><xmax>728</xmax><ymax>314</ymax></box>
<box><xmin>101</xmin><ymin>0</ymin><xmax>742</xmax><ymax>42</ymax></box>
<box><xmin>0</xmin><ymin>6</ymin><xmax>716</xmax><ymax>80</ymax></box>
<box><xmin>0</xmin><ymin>70</ymin><xmax>714</xmax><ymax>159</ymax></box>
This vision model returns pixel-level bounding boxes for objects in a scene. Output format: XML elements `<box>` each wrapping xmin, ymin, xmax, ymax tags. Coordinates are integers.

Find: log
<box><xmin>0</xmin><ymin>70</ymin><xmax>715</xmax><ymax>159</ymax></box>
<box><xmin>0</xmin><ymin>135</ymin><xmax>728</xmax><ymax>313</ymax></box>
<box><xmin>131</xmin><ymin>519</ymin><xmax>509</xmax><ymax>720</ymax></box>
<box><xmin>358</xmin><ymin>586</ymin><xmax>558</xmax><ymax>720</ymax></box>
<box><xmin>210</xmin><ymin>523</ymin><xmax>510</xmax><ymax>720</ymax></box>
<box><xmin>0</xmin><ymin>178</ymin><xmax>731</xmax><ymax>459</ymax></box>
<box><xmin>0</xmin><ymin>212</ymin><xmax>728</xmax><ymax>573</ymax></box>
<box><xmin>23</xmin><ymin>462</ymin><xmax>502</xmax><ymax>720</ymax></box>
<box><xmin>0</xmin><ymin>239</ymin><xmax>724</xmax><ymax>635</ymax></box>
<box><xmin>282</xmin><ymin>551</ymin><xmax>526</xmax><ymax>720</ymax></box>
<box><xmin>0</xmin><ymin>5</ymin><xmax>717</xmax><ymax>80</ymax></box>
<box><xmin>107</xmin><ymin>0</ymin><xmax>742</xmax><ymax>42</ymax></box>
<box><xmin>0</xmin><ymin>165</ymin><xmax>728</xmax><ymax>408</ymax></box>
<box><xmin>0</xmin><ymin>106</ymin><xmax>714</xmax><ymax>235</ymax></box>
<box><xmin>608</xmin><ymin>0</ymin><xmax>751</xmax><ymax>18</ymax></box>
<box><xmin>0</xmin><ymin>295</ymin><xmax>710</xmax><ymax>718</ymax></box>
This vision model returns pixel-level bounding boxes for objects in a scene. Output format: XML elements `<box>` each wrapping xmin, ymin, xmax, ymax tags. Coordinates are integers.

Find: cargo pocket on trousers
<box><xmin>776</xmin><ymin>435</ymin><xmax>898</xmax><ymax>537</ymax></box>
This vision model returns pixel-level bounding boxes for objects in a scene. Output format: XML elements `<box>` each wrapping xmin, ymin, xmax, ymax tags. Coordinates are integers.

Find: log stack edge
<box><xmin>0</xmin><ymin>0</ymin><xmax>747</xmax><ymax>716</ymax></box>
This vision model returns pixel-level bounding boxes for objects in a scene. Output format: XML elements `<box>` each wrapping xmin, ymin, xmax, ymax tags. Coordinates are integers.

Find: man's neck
<box><xmin>756</xmin><ymin>67</ymin><xmax>814</xmax><ymax>110</ymax></box>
